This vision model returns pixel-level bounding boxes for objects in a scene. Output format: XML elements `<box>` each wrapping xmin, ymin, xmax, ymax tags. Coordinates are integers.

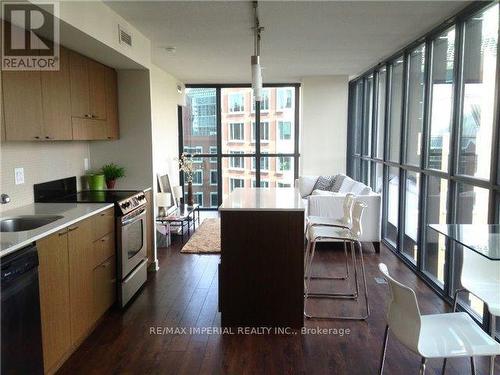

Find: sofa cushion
<box><xmin>312</xmin><ymin>175</ymin><xmax>336</xmax><ymax>192</ymax></box>
<box><xmin>350</xmin><ymin>181</ymin><xmax>372</xmax><ymax>195</ymax></box>
<box><xmin>331</xmin><ymin>174</ymin><xmax>346</xmax><ymax>192</ymax></box>
<box><xmin>338</xmin><ymin>176</ymin><xmax>356</xmax><ymax>193</ymax></box>
<box><xmin>311</xmin><ymin>189</ymin><xmax>342</xmax><ymax>196</ymax></box>
<box><xmin>298</xmin><ymin>176</ymin><xmax>318</xmax><ymax>198</ymax></box>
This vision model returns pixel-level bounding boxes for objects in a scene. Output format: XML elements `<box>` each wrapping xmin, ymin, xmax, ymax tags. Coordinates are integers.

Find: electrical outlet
<box><xmin>14</xmin><ymin>168</ymin><xmax>24</xmax><ymax>185</ymax></box>
<box><xmin>84</xmin><ymin>158</ymin><xmax>90</xmax><ymax>171</ymax></box>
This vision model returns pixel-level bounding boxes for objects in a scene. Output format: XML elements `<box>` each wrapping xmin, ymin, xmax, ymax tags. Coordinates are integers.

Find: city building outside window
<box><xmin>228</xmin><ymin>92</ymin><xmax>245</xmax><ymax>113</ymax></box>
<box><xmin>252</xmin><ymin>121</ymin><xmax>269</xmax><ymax>142</ymax></box>
<box><xmin>277</xmin><ymin>88</ymin><xmax>293</xmax><ymax>110</ymax></box>
<box><xmin>229</xmin><ymin>151</ymin><xmax>244</xmax><ymax>169</ymax></box>
<box><xmin>193</xmin><ymin>192</ymin><xmax>203</xmax><ymax>205</ymax></box>
<box><xmin>277</xmin><ymin>156</ymin><xmax>291</xmax><ymax>172</ymax></box>
<box><xmin>252</xmin><ymin>180</ymin><xmax>269</xmax><ymax>187</ymax></box>
<box><xmin>277</xmin><ymin>182</ymin><xmax>291</xmax><ymax>188</ymax></box>
<box><xmin>209</xmin><ymin>146</ymin><xmax>217</xmax><ymax>163</ymax></box>
<box><xmin>210</xmin><ymin>170</ymin><xmax>217</xmax><ymax>185</ymax></box>
<box><xmin>229</xmin><ymin>122</ymin><xmax>245</xmax><ymax>141</ymax></box>
<box><xmin>230</xmin><ymin>178</ymin><xmax>245</xmax><ymax>191</ymax></box>
<box><xmin>278</xmin><ymin>121</ymin><xmax>292</xmax><ymax>140</ymax></box>
<box><xmin>192</xmin><ymin>170</ymin><xmax>203</xmax><ymax>186</ymax></box>
<box><xmin>183</xmin><ymin>146</ymin><xmax>203</xmax><ymax>162</ymax></box>
<box><xmin>252</xmin><ymin>89</ymin><xmax>270</xmax><ymax>112</ymax></box>
<box><xmin>252</xmin><ymin>154</ymin><xmax>269</xmax><ymax>171</ymax></box>
<box><xmin>210</xmin><ymin>192</ymin><xmax>218</xmax><ymax>207</ymax></box>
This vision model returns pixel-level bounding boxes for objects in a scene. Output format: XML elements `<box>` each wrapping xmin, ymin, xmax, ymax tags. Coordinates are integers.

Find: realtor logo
<box><xmin>1</xmin><ymin>2</ymin><xmax>60</xmax><ymax>70</ymax></box>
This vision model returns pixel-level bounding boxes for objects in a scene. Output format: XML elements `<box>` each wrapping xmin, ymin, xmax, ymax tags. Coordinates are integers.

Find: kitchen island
<box><xmin>218</xmin><ymin>188</ymin><xmax>305</xmax><ymax>328</ymax></box>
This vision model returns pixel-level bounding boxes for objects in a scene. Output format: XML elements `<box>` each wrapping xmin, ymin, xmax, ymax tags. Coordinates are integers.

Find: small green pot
<box><xmin>87</xmin><ymin>174</ymin><xmax>105</xmax><ymax>190</ymax></box>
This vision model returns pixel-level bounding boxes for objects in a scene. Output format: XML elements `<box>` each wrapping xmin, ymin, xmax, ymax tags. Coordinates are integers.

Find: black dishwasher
<box><xmin>1</xmin><ymin>244</ymin><xmax>44</xmax><ymax>374</ymax></box>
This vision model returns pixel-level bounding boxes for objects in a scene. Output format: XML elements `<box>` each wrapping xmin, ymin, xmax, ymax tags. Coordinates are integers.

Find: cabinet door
<box><xmin>37</xmin><ymin>229</ymin><xmax>71</xmax><ymax>372</ymax></box>
<box><xmin>71</xmin><ymin>117</ymin><xmax>107</xmax><ymax>140</ymax></box>
<box><xmin>69</xmin><ymin>51</ymin><xmax>90</xmax><ymax>119</ymax></box>
<box><xmin>93</xmin><ymin>256</ymin><xmax>116</xmax><ymax>321</ymax></box>
<box><xmin>41</xmin><ymin>47</ymin><xmax>72</xmax><ymax>140</ymax></box>
<box><xmin>68</xmin><ymin>218</ymin><xmax>94</xmax><ymax>344</ymax></box>
<box><xmin>91</xmin><ymin>207</ymin><xmax>115</xmax><ymax>241</ymax></box>
<box><xmin>92</xmin><ymin>232</ymin><xmax>115</xmax><ymax>268</ymax></box>
<box><xmin>2</xmin><ymin>70</ymin><xmax>43</xmax><ymax>140</ymax></box>
<box><xmin>88</xmin><ymin>60</ymin><xmax>107</xmax><ymax>120</ymax></box>
<box><xmin>104</xmin><ymin>67</ymin><xmax>119</xmax><ymax>139</ymax></box>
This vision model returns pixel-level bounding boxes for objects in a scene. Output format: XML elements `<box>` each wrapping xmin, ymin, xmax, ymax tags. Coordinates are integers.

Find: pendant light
<box><xmin>251</xmin><ymin>1</ymin><xmax>263</xmax><ymax>102</ymax></box>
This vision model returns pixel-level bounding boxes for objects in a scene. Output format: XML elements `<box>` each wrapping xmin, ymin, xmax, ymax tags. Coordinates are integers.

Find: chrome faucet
<box><xmin>1</xmin><ymin>194</ymin><xmax>11</xmax><ymax>204</ymax></box>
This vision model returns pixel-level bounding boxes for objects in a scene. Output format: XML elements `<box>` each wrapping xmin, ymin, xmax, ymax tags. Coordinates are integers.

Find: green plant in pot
<box><xmin>101</xmin><ymin>163</ymin><xmax>125</xmax><ymax>189</ymax></box>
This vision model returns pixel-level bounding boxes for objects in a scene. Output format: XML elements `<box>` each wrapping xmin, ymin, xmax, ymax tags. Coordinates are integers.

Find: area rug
<box><xmin>181</xmin><ymin>218</ymin><xmax>221</xmax><ymax>254</ymax></box>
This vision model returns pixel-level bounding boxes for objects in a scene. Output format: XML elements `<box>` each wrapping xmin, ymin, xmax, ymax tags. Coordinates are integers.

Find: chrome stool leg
<box><xmin>307</xmin><ymin>239</ymin><xmax>358</xmax><ymax>299</ymax></box>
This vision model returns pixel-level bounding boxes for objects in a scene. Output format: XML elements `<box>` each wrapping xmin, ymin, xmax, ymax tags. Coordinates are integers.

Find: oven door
<box><xmin>119</xmin><ymin>206</ymin><xmax>147</xmax><ymax>278</ymax></box>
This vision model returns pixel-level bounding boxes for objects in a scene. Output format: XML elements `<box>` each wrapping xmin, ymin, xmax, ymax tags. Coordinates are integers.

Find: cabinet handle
<box><xmin>84</xmin><ymin>114</ymin><xmax>91</xmax><ymax>118</ymax></box>
<box><xmin>100</xmin><ymin>213</ymin><xmax>106</xmax><ymax>216</ymax></box>
<box><xmin>58</xmin><ymin>229</ymin><xmax>68</xmax><ymax>236</ymax></box>
<box><xmin>100</xmin><ymin>237</ymin><xmax>107</xmax><ymax>242</ymax></box>
<box><xmin>68</xmin><ymin>226</ymin><xmax>78</xmax><ymax>232</ymax></box>
<box><xmin>45</xmin><ymin>136</ymin><xmax>51</xmax><ymax>139</ymax></box>
<box><xmin>34</xmin><ymin>136</ymin><xmax>40</xmax><ymax>139</ymax></box>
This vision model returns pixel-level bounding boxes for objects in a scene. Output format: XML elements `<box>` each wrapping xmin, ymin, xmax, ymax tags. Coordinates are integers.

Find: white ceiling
<box><xmin>106</xmin><ymin>1</ymin><xmax>468</xmax><ymax>83</ymax></box>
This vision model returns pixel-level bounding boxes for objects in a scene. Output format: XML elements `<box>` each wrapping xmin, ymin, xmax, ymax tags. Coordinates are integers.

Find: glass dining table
<box><xmin>429</xmin><ymin>224</ymin><xmax>500</xmax><ymax>261</ymax></box>
<box><xmin>429</xmin><ymin>224</ymin><xmax>500</xmax><ymax>375</ymax></box>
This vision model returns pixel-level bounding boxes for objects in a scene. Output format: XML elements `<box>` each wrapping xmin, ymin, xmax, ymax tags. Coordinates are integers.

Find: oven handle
<box><xmin>121</xmin><ymin>207</ymin><xmax>147</xmax><ymax>226</ymax></box>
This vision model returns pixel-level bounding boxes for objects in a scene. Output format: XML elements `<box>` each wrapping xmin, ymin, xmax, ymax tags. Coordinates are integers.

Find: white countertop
<box><xmin>0</xmin><ymin>202</ymin><xmax>114</xmax><ymax>257</ymax></box>
<box><xmin>219</xmin><ymin>188</ymin><xmax>305</xmax><ymax>211</ymax></box>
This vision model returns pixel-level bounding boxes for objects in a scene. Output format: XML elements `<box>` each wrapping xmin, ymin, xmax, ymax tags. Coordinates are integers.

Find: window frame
<box><xmin>345</xmin><ymin>1</ymin><xmax>500</xmax><ymax>335</ymax></box>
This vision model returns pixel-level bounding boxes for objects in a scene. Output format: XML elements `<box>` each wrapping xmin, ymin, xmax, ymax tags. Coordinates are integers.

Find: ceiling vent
<box><xmin>118</xmin><ymin>25</ymin><xmax>132</xmax><ymax>48</ymax></box>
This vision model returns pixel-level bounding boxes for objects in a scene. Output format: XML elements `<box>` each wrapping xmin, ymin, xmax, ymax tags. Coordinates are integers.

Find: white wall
<box><xmin>300</xmin><ymin>75</ymin><xmax>348</xmax><ymax>176</ymax></box>
<box><xmin>149</xmin><ymin>64</ymin><xmax>182</xmax><ymax>188</ymax></box>
<box><xmin>89</xmin><ymin>70</ymin><xmax>153</xmax><ymax>190</ymax></box>
<box><xmin>0</xmin><ymin>142</ymin><xmax>90</xmax><ymax>211</ymax></box>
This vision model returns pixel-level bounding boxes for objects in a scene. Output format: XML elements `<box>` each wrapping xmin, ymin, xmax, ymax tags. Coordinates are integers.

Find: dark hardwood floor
<box><xmin>58</xmin><ymin>224</ymin><xmax>499</xmax><ymax>375</ymax></box>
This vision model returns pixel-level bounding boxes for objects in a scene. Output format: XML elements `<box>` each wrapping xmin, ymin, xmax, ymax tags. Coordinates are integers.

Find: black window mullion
<box><xmin>255</xmin><ymin>100</ymin><xmax>261</xmax><ymax>187</ymax></box>
<box><xmin>216</xmin><ymin>88</ymin><xmax>223</xmax><ymax>205</ymax></box>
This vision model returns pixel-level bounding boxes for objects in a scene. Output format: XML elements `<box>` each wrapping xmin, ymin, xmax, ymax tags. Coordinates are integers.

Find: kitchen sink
<box><xmin>0</xmin><ymin>215</ymin><xmax>64</xmax><ymax>232</ymax></box>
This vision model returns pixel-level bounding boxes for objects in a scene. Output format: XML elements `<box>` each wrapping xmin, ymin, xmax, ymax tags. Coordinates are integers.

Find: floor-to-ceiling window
<box><xmin>347</xmin><ymin>2</ymin><xmax>499</xmax><ymax>333</ymax></box>
<box><xmin>180</xmin><ymin>85</ymin><xmax>300</xmax><ymax>208</ymax></box>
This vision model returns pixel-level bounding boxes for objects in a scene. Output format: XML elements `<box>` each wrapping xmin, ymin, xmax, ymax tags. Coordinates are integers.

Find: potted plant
<box><xmin>101</xmin><ymin>163</ymin><xmax>125</xmax><ymax>189</ymax></box>
<box><xmin>177</xmin><ymin>153</ymin><xmax>194</xmax><ymax>206</ymax></box>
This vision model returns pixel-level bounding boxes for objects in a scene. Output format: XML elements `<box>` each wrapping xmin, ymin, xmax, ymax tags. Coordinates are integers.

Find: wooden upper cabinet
<box><xmin>1</xmin><ymin>46</ymin><xmax>119</xmax><ymax>142</ymax></box>
<box><xmin>69</xmin><ymin>51</ymin><xmax>91</xmax><ymax>119</ymax></box>
<box><xmin>105</xmin><ymin>67</ymin><xmax>119</xmax><ymax>139</ymax></box>
<box><xmin>2</xmin><ymin>70</ymin><xmax>43</xmax><ymax>140</ymax></box>
<box><xmin>41</xmin><ymin>47</ymin><xmax>72</xmax><ymax>140</ymax></box>
<box><xmin>88</xmin><ymin>60</ymin><xmax>107</xmax><ymax>120</ymax></box>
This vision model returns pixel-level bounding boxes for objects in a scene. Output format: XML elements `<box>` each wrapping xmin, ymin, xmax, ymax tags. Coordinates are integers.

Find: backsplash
<box><xmin>0</xmin><ymin>142</ymin><xmax>90</xmax><ymax>212</ymax></box>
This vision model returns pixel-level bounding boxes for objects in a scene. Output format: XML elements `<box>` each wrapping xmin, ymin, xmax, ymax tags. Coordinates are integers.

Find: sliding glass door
<box><xmin>180</xmin><ymin>85</ymin><xmax>300</xmax><ymax>209</ymax></box>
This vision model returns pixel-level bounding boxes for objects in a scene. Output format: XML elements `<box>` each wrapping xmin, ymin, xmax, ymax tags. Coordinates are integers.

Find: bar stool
<box><xmin>304</xmin><ymin>201</ymin><xmax>369</xmax><ymax>320</ymax></box>
<box><xmin>304</xmin><ymin>193</ymin><xmax>355</xmax><ymax>282</ymax></box>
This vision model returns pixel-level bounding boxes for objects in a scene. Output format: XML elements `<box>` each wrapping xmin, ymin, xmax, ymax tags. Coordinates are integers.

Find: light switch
<box><xmin>14</xmin><ymin>168</ymin><xmax>24</xmax><ymax>185</ymax></box>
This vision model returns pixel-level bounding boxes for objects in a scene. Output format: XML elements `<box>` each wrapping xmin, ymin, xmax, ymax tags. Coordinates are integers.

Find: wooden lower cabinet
<box><xmin>37</xmin><ymin>211</ymin><xmax>116</xmax><ymax>373</ymax></box>
<box><xmin>93</xmin><ymin>256</ymin><xmax>116</xmax><ymax>321</ymax></box>
<box><xmin>37</xmin><ymin>229</ymin><xmax>72</xmax><ymax>373</ymax></box>
<box><xmin>67</xmin><ymin>219</ymin><xmax>94</xmax><ymax>344</ymax></box>
<box><xmin>91</xmin><ymin>207</ymin><xmax>114</xmax><ymax>241</ymax></box>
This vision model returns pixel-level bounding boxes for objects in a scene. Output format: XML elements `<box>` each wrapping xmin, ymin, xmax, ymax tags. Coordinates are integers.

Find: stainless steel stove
<box><xmin>34</xmin><ymin>177</ymin><xmax>149</xmax><ymax>307</ymax></box>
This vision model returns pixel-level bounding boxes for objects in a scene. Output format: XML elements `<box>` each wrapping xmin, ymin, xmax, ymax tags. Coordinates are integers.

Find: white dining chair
<box><xmin>453</xmin><ymin>249</ymin><xmax>500</xmax><ymax>374</ymax></box>
<box><xmin>304</xmin><ymin>201</ymin><xmax>369</xmax><ymax>320</ymax></box>
<box><xmin>378</xmin><ymin>263</ymin><xmax>500</xmax><ymax>375</ymax></box>
<box><xmin>304</xmin><ymin>193</ymin><xmax>356</xmax><ymax>281</ymax></box>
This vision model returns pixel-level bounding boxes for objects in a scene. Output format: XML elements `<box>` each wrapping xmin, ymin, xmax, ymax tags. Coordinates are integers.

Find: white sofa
<box><xmin>296</xmin><ymin>175</ymin><xmax>382</xmax><ymax>252</ymax></box>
